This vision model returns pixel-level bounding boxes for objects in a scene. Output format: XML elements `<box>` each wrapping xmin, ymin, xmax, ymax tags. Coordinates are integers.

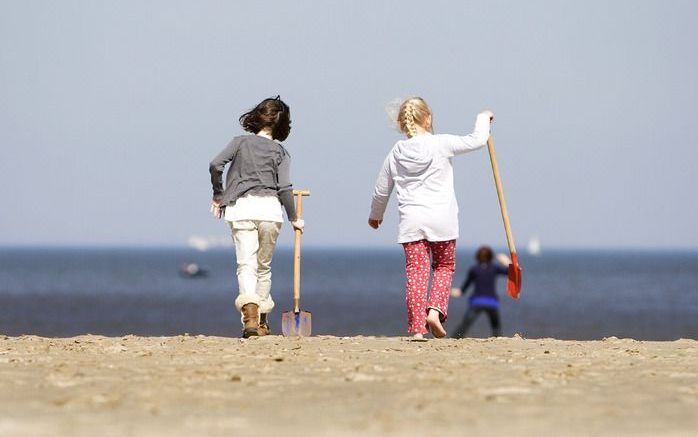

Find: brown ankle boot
<box><xmin>258</xmin><ymin>313</ymin><xmax>270</xmax><ymax>336</ymax></box>
<box><xmin>241</xmin><ymin>303</ymin><xmax>259</xmax><ymax>338</ymax></box>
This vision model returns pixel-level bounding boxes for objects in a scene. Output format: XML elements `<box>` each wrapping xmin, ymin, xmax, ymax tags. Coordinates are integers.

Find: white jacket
<box><xmin>370</xmin><ymin>112</ymin><xmax>491</xmax><ymax>243</ymax></box>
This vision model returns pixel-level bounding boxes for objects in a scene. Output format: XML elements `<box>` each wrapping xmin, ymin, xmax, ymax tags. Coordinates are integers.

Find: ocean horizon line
<box><xmin>1</xmin><ymin>244</ymin><xmax>697</xmax><ymax>254</ymax></box>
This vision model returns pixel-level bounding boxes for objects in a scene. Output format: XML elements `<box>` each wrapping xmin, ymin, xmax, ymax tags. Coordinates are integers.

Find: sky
<box><xmin>1</xmin><ymin>0</ymin><xmax>697</xmax><ymax>249</ymax></box>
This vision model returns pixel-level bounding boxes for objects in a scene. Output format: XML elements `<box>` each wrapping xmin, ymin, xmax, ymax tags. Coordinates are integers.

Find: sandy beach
<box><xmin>0</xmin><ymin>334</ymin><xmax>696</xmax><ymax>436</ymax></box>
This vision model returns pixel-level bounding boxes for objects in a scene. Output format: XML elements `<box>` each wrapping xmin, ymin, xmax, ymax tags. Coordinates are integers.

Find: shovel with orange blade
<box><xmin>487</xmin><ymin>135</ymin><xmax>522</xmax><ymax>299</ymax></box>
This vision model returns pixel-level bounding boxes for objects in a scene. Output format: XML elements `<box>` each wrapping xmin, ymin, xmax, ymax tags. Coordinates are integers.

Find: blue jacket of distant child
<box><xmin>460</xmin><ymin>263</ymin><xmax>508</xmax><ymax>308</ymax></box>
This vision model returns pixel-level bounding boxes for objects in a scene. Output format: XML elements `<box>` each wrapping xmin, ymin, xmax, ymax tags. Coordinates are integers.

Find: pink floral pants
<box><xmin>402</xmin><ymin>239</ymin><xmax>456</xmax><ymax>334</ymax></box>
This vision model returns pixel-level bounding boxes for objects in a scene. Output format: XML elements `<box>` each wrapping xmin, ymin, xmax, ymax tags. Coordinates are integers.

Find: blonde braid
<box><xmin>398</xmin><ymin>97</ymin><xmax>431</xmax><ymax>138</ymax></box>
<box><xmin>400</xmin><ymin>101</ymin><xmax>418</xmax><ymax>138</ymax></box>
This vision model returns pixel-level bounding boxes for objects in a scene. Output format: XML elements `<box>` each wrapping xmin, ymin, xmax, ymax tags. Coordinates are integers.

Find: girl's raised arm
<box><xmin>442</xmin><ymin>111</ymin><xmax>493</xmax><ymax>157</ymax></box>
<box><xmin>369</xmin><ymin>154</ymin><xmax>394</xmax><ymax>223</ymax></box>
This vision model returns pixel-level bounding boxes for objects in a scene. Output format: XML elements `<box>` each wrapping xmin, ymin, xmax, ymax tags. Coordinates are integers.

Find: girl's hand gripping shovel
<box><xmin>487</xmin><ymin>136</ymin><xmax>522</xmax><ymax>298</ymax></box>
<box><xmin>282</xmin><ymin>190</ymin><xmax>312</xmax><ymax>336</ymax></box>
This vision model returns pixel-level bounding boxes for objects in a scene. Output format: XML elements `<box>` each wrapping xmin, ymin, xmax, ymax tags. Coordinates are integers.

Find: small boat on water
<box><xmin>179</xmin><ymin>263</ymin><xmax>208</xmax><ymax>278</ymax></box>
<box><xmin>526</xmin><ymin>236</ymin><xmax>541</xmax><ymax>256</ymax></box>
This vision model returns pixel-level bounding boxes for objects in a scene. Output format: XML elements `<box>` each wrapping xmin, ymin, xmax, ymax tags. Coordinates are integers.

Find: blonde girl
<box><xmin>368</xmin><ymin>97</ymin><xmax>493</xmax><ymax>339</ymax></box>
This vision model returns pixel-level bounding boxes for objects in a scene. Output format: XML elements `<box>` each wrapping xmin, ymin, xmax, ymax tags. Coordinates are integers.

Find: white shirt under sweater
<box><xmin>369</xmin><ymin>113</ymin><xmax>491</xmax><ymax>244</ymax></box>
<box><xmin>224</xmin><ymin>195</ymin><xmax>284</xmax><ymax>223</ymax></box>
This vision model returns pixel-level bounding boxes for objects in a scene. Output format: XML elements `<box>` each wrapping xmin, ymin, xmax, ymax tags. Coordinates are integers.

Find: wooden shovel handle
<box><xmin>487</xmin><ymin>136</ymin><xmax>517</xmax><ymax>255</ymax></box>
<box><xmin>293</xmin><ymin>190</ymin><xmax>310</xmax><ymax>312</ymax></box>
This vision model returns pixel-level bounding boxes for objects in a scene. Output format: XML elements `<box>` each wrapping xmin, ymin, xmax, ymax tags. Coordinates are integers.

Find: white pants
<box><xmin>229</xmin><ymin>220</ymin><xmax>282</xmax><ymax>315</ymax></box>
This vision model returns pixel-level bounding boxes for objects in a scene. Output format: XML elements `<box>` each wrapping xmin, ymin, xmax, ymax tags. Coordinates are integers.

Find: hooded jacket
<box><xmin>370</xmin><ymin>112</ymin><xmax>491</xmax><ymax>243</ymax></box>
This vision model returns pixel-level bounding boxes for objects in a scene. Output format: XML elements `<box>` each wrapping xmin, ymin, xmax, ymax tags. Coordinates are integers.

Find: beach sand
<box><xmin>0</xmin><ymin>334</ymin><xmax>696</xmax><ymax>436</ymax></box>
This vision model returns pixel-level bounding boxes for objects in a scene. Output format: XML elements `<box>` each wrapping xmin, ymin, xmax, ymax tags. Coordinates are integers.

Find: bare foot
<box><xmin>413</xmin><ymin>333</ymin><xmax>424</xmax><ymax>340</ymax></box>
<box><xmin>426</xmin><ymin>309</ymin><xmax>447</xmax><ymax>338</ymax></box>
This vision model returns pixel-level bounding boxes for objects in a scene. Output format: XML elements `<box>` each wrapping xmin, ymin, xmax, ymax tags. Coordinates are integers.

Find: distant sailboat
<box><xmin>526</xmin><ymin>236</ymin><xmax>541</xmax><ymax>256</ymax></box>
<box><xmin>187</xmin><ymin>235</ymin><xmax>233</xmax><ymax>251</ymax></box>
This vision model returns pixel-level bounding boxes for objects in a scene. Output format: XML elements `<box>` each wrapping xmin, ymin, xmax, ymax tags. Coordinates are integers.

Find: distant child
<box><xmin>451</xmin><ymin>246</ymin><xmax>510</xmax><ymax>338</ymax></box>
<box><xmin>368</xmin><ymin>97</ymin><xmax>493</xmax><ymax>339</ymax></box>
<box><xmin>209</xmin><ymin>96</ymin><xmax>304</xmax><ymax>338</ymax></box>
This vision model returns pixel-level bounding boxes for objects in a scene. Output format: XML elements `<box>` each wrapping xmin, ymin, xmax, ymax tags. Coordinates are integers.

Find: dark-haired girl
<box><xmin>209</xmin><ymin>96</ymin><xmax>304</xmax><ymax>338</ymax></box>
<box><xmin>451</xmin><ymin>246</ymin><xmax>510</xmax><ymax>338</ymax></box>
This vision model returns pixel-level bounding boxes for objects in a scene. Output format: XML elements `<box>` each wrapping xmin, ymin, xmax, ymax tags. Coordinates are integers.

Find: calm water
<box><xmin>0</xmin><ymin>248</ymin><xmax>697</xmax><ymax>340</ymax></box>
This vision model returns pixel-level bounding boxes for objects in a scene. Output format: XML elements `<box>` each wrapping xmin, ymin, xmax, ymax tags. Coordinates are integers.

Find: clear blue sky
<box><xmin>1</xmin><ymin>1</ymin><xmax>696</xmax><ymax>249</ymax></box>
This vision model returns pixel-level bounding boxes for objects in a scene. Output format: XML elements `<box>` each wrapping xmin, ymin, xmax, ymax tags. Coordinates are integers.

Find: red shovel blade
<box><xmin>507</xmin><ymin>253</ymin><xmax>522</xmax><ymax>299</ymax></box>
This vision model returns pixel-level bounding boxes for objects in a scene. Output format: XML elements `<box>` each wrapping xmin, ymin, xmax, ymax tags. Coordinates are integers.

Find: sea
<box><xmin>1</xmin><ymin>247</ymin><xmax>697</xmax><ymax>340</ymax></box>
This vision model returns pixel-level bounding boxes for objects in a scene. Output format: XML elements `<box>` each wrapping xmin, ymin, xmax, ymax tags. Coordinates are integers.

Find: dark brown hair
<box><xmin>239</xmin><ymin>95</ymin><xmax>291</xmax><ymax>141</ymax></box>
<box><xmin>475</xmin><ymin>246</ymin><xmax>494</xmax><ymax>264</ymax></box>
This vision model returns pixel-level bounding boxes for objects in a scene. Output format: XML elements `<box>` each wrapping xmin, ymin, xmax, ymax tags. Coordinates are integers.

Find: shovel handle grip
<box><xmin>293</xmin><ymin>190</ymin><xmax>310</xmax><ymax>312</ymax></box>
<box><xmin>487</xmin><ymin>136</ymin><xmax>517</xmax><ymax>255</ymax></box>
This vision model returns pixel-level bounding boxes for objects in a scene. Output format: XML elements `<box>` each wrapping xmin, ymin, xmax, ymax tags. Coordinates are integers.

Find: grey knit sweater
<box><xmin>209</xmin><ymin>135</ymin><xmax>296</xmax><ymax>221</ymax></box>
